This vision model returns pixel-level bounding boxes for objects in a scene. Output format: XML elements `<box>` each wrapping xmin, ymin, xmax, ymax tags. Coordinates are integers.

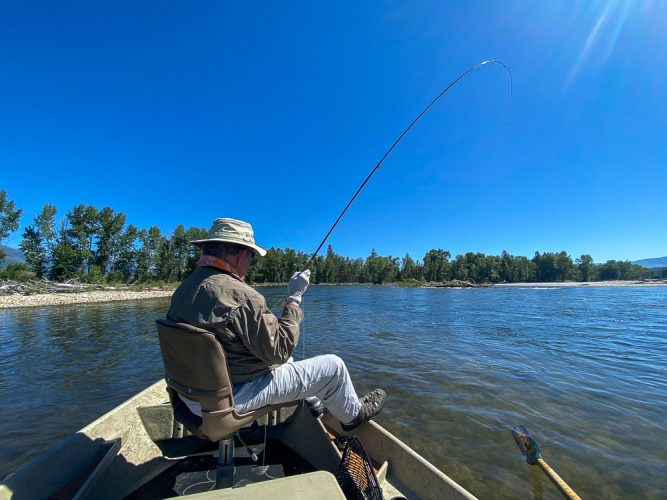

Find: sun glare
<box><xmin>566</xmin><ymin>0</ymin><xmax>635</xmax><ymax>87</ymax></box>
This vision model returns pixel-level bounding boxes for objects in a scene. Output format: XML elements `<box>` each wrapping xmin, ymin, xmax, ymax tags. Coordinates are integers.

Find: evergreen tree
<box><xmin>261</xmin><ymin>248</ymin><xmax>286</xmax><ymax>283</ymax></box>
<box><xmin>19</xmin><ymin>204</ymin><xmax>57</xmax><ymax>277</ymax></box>
<box><xmin>499</xmin><ymin>251</ymin><xmax>513</xmax><ymax>282</ymax></box>
<box><xmin>322</xmin><ymin>245</ymin><xmax>336</xmax><ymax>283</ymax></box>
<box><xmin>50</xmin><ymin>220</ymin><xmax>79</xmax><ymax>281</ymax></box>
<box><xmin>283</xmin><ymin>247</ymin><xmax>299</xmax><ymax>278</ymax></box>
<box><xmin>363</xmin><ymin>249</ymin><xmax>399</xmax><ymax>284</ymax></box>
<box><xmin>513</xmin><ymin>256</ymin><xmax>537</xmax><ymax>282</ymax></box>
<box><xmin>19</xmin><ymin>226</ymin><xmax>42</xmax><ymax>274</ymax></box>
<box><xmin>0</xmin><ymin>190</ymin><xmax>22</xmax><ymax>264</ymax></box>
<box><xmin>309</xmin><ymin>255</ymin><xmax>326</xmax><ymax>283</ymax></box>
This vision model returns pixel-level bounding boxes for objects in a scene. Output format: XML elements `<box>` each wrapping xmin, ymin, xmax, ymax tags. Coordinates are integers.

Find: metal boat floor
<box><xmin>127</xmin><ymin>438</ymin><xmax>315</xmax><ymax>498</ymax></box>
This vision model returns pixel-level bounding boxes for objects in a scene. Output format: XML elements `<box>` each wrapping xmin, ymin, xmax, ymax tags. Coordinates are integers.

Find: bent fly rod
<box><xmin>305</xmin><ymin>59</ymin><xmax>512</xmax><ymax>269</ymax></box>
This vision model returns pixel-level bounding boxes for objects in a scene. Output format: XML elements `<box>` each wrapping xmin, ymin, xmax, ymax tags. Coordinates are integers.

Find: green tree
<box><xmin>465</xmin><ymin>252</ymin><xmax>497</xmax><ymax>283</ymax></box>
<box><xmin>422</xmin><ymin>249</ymin><xmax>451</xmax><ymax>282</ymax></box>
<box><xmin>533</xmin><ymin>251</ymin><xmax>577</xmax><ymax>282</ymax></box>
<box><xmin>170</xmin><ymin>225</ymin><xmax>190</xmax><ymax>280</ymax></box>
<box><xmin>308</xmin><ymin>255</ymin><xmax>325</xmax><ymax>283</ymax></box>
<box><xmin>513</xmin><ymin>256</ymin><xmax>537</xmax><ymax>282</ymax></box>
<box><xmin>264</xmin><ymin>248</ymin><xmax>287</xmax><ymax>283</ymax></box>
<box><xmin>617</xmin><ymin>260</ymin><xmax>649</xmax><ymax>280</ymax></box>
<box><xmin>66</xmin><ymin>204</ymin><xmax>99</xmax><ymax>274</ymax></box>
<box><xmin>451</xmin><ymin>254</ymin><xmax>469</xmax><ymax>281</ymax></box>
<box><xmin>50</xmin><ymin>220</ymin><xmax>80</xmax><ymax>281</ymax></box>
<box><xmin>19</xmin><ymin>226</ymin><xmax>42</xmax><ymax>274</ymax></box>
<box><xmin>320</xmin><ymin>245</ymin><xmax>336</xmax><ymax>283</ymax></box>
<box><xmin>598</xmin><ymin>260</ymin><xmax>620</xmax><ymax>281</ymax></box>
<box><xmin>110</xmin><ymin>224</ymin><xmax>139</xmax><ymax>282</ymax></box>
<box><xmin>0</xmin><ymin>190</ymin><xmax>22</xmax><ymax>264</ymax></box>
<box><xmin>185</xmin><ymin>226</ymin><xmax>207</xmax><ymax>275</ymax></box>
<box><xmin>363</xmin><ymin>249</ymin><xmax>399</xmax><ymax>284</ymax></box>
<box><xmin>283</xmin><ymin>248</ymin><xmax>301</xmax><ymax>278</ymax></box>
<box><xmin>482</xmin><ymin>254</ymin><xmax>501</xmax><ymax>283</ymax></box>
<box><xmin>555</xmin><ymin>251</ymin><xmax>577</xmax><ymax>281</ymax></box>
<box><xmin>320</xmin><ymin>245</ymin><xmax>352</xmax><ymax>283</ymax></box>
<box><xmin>94</xmin><ymin>207</ymin><xmax>126</xmax><ymax>275</ymax></box>
<box><xmin>0</xmin><ymin>262</ymin><xmax>35</xmax><ymax>281</ymax></box>
<box><xmin>345</xmin><ymin>257</ymin><xmax>364</xmax><ymax>283</ymax></box>
<box><xmin>156</xmin><ymin>235</ymin><xmax>176</xmax><ymax>281</ymax></box>
<box><xmin>400</xmin><ymin>253</ymin><xmax>420</xmax><ymax>280</ymax></box>
<box><xmin>19</xmin><ymin>203</ymin><xmax>57</xmax><ymax>277</ymax></box>
<box><xmin>135</xmin><ymin>226</ymin><xmax>163</xmax><ymax>281</ymax></box>
<box><xmin>576</xmin><ymin>254</ymin><xmax>596</xmax><ymax>281</ymax></box>
<box><xmin>499</xmin><ymin>251</ymin><xmax>537</xmax><ymax>282</ymax></box>
<box><xmin>152</xmin><ymin>225</ymin><xmax>190</xmax><ymax>283</ymax></box>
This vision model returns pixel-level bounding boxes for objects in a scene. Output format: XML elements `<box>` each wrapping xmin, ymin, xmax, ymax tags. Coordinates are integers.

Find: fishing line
<box><xmin>305</xmin><ymin>59</ymin><xmax>513</xmax><ymax>267</ymax></box>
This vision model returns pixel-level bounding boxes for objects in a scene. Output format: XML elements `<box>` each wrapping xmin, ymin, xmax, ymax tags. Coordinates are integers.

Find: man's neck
<box><xmin>197</xmin><ymin>255</ymin><xmax>243</xmax><ymax>280</ymax></box>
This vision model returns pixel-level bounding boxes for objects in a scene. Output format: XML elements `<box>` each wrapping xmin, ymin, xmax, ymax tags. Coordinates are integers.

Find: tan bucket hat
<box><xmin>190</xmin><ymin>218</ymin><xmax>267</xmax><ymax>256</ymax></box>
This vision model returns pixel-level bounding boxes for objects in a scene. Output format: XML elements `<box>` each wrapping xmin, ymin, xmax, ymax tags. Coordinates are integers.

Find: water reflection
<box><xmin>0</xmin><ymin>299</ymin><xmax>168</xmax><ymax>477</ymax></box>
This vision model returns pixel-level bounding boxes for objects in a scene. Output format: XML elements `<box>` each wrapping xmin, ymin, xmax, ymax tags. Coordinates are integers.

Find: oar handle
<box><xmin>537</xmin><ymin>458</ymin><xmax>582</xmax><ymax>500</ymax></box>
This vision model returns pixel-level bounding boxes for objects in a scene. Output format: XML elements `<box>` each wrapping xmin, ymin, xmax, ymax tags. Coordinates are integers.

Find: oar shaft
<box><xmin>537</xmin><ymin>458</ymin><xmax>582</xmax><ymax>500</ymax></box>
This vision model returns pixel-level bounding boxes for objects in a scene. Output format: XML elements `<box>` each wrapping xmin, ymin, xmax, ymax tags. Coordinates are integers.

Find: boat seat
<box><xmin>155</xmin><ymin>318</ymin><xmax>293</xmax><ymax>488</ymax></box>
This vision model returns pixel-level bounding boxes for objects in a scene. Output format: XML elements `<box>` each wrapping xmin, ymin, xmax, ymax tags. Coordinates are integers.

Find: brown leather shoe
<box><xmin>341</xmin><ymin>389</ymin><xmax>386</xmax><ymax>431</ymax></box>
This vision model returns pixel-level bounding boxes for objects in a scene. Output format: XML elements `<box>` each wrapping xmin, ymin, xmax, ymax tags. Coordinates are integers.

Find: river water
<box><xmin>1</xmin><ymin>286</ymin><xmax>666</xmax><ymax>499</ymax></box>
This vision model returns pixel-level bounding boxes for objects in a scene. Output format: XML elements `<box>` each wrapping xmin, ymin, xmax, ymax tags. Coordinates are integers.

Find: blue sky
<box><xmin>1</xmin><ymin>1</ymin><xmax>665</xmax><ymax>263</ymax></box>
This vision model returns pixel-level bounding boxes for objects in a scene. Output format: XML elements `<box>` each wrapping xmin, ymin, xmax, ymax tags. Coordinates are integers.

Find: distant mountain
<box><xmin>633</xmin><ymin>256</ymin><xmax>667</xmax><ymax>269</ymax></box>
<box><xmin>0</xmin><ymin>245</ymin><xmax>26</xmax><ymax>268</ymax></box>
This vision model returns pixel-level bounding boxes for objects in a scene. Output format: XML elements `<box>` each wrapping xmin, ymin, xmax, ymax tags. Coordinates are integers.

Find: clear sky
<box><xmin>1</xmin><ymin>1</ymin><xmax>665</xmax><ymax>263</ymax></box>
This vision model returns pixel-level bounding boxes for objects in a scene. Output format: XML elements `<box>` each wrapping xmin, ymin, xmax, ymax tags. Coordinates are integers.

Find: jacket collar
<box><xmin>196</xmin><ymin>255</ymin><xmax>244</xmax><ymax>282</ymax></box>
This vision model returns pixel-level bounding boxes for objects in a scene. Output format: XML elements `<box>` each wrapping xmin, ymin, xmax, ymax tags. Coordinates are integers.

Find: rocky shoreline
<box><xmin>0</xmin><ymin>289</ymin><xmax>174</xmax><ymax>309</ymax></box>
<box><xmin>2</xmin><ymin>279</ymin><xmax>666</xmax><ymax>309</ymax></box>
<box><xmin>494</xmin><ymin>279</ymin><xmax>667</xmax><ymax>287</ymax></box>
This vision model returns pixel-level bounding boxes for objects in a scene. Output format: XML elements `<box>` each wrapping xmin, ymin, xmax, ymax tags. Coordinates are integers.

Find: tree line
<box><xmin>1</xmin><ymin>191</ymin><xmax>664</xmax><ymax>285</ymax></box>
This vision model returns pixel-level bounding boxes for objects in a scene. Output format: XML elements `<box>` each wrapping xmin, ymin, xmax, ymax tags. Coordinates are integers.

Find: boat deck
<box><xmin>0</xmin><ymin>380</ymin><xmax>477</xmax><ymax>500</ymax></box>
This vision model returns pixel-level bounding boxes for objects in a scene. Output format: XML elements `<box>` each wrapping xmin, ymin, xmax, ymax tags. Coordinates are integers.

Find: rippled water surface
<box><xmin>1</xmin><ymin>286</ymin><xmax>666</xmax><ymax>499</ymax></box>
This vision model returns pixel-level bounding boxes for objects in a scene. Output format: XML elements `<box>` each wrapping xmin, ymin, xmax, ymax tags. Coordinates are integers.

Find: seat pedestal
<box><xmin>215</xmin><ymin>436</ymin><xmax>235</xmax><ymax>489</ymax></box>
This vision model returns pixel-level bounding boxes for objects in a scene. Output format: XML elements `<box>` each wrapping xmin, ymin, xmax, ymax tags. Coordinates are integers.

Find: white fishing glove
<box><xmin>286</xmin><ymin>270</ymin><xmax>311</xmax><ymax>305</ymax></box>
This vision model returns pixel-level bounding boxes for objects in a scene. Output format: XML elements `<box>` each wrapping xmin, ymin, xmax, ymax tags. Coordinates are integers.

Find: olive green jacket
<box><xmin>166</xmin><ymin>267</ymin><xmax>303</xmax><ymax>384</ymax></box>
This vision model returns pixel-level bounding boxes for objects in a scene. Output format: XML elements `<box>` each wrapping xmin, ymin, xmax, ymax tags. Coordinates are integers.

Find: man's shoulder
<box><xmin>201</xmin><ymin>271</ymin><xmax>263</xmax><ymax>303</ymax></box>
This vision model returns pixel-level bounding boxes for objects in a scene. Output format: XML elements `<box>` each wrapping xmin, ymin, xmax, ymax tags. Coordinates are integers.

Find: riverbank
<box><xmin>0</xmin><ymin>289</ymin><xmax>174</xmax><ymax>309</ymax></box>
<box><xmin>3</xmin><ymin>279</ymin><xmax>667</xmax><ymax>309</ymax></box>
<box><xmin>494</xmin><ymin>279</ymin><xmax>667</xmax><ymax>287</ymax></box>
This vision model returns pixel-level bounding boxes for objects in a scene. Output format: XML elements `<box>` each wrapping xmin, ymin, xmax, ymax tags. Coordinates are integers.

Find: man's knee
<box><xmin>322</xmin><ymin>354</ymin><xmax>347</xmax><ymax>374</ymax></box>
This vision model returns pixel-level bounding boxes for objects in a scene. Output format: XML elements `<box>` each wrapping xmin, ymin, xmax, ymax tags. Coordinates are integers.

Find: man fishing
<box><xmin>166</xmin><ymin>217</ymin><xmax>385</xmax><ymax>431</ymax></box>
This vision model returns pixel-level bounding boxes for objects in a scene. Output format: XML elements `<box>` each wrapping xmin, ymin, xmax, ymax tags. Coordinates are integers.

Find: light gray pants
<box><xmin>233</xmin><ymin>354</ymin><xmax>361</xmax><ymax>423</ymax></box>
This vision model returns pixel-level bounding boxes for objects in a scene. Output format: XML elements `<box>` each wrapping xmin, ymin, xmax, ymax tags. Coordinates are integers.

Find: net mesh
<box><xmin>336</xmin><ymin>436</ymin><xmax>384</xmax><ymax>500</ymax></box>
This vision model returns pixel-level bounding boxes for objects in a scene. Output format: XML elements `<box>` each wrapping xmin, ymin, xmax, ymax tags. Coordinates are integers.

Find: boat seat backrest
<box><xmin>156</xmin><ymin>318</ymin><xmax>233</xmax><ymax>414</ymax></box>
<box><xmin>155</xmin><ymin>318</ymin><xmax>291</xmax><ymax>441</ymax></box>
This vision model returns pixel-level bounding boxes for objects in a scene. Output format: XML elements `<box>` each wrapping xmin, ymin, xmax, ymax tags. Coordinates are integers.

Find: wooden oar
<box><xmin>511</xmin><ymin>425</ymin><xmax>582</xmax><ymax>500</ymax></box>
